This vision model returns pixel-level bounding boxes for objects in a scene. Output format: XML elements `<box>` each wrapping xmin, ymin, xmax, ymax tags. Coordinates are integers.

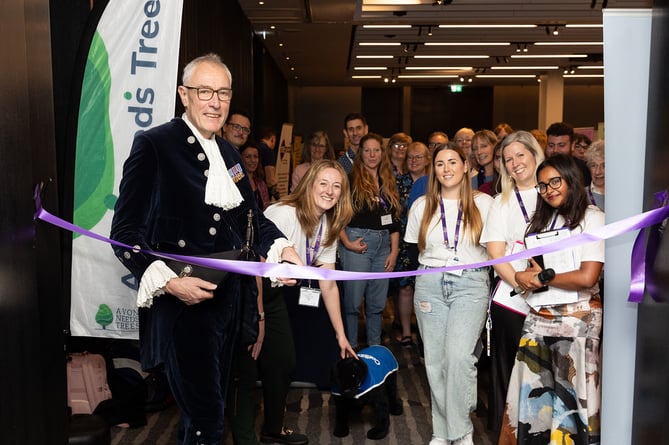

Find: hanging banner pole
<box><xmin>70</xmin><ymin>0</ymin><xmax>184</xmax><ymax>339</ymax></box>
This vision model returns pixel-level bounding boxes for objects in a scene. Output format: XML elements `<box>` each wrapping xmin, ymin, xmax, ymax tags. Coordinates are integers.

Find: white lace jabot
<box><xmin>183</xmin><ymin>115</ymin><xmax>244</xmax><ymax>210</ymax></box>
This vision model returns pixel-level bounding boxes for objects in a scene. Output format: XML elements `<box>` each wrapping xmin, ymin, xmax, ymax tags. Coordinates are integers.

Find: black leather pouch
<box><xmin>164</xmin><ymin>249</ymin><xmax>242</xmax><ymax>285</ymax></box>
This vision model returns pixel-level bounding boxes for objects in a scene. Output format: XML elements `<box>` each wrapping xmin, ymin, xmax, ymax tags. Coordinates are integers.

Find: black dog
<box><xmin>331</xmin><ymin>345</ymin><xmax>403</xmax><ymax>440</ymax></box>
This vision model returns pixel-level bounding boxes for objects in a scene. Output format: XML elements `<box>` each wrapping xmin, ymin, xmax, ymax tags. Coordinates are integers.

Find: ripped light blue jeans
<box><xmin>414</xmin><ymin>266</ymin><xmax>489</xmax><ymax>441</ymax></box>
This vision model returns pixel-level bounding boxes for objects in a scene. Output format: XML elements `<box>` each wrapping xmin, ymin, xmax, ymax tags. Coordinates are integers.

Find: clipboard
<box><xmin>524</xmin><ymin>228</ymin><xmax>579</xmax><ymax>308</ymax></box>
<box><xmin>491</xmin><ymin>240</ymin><xmax>531</xmax><ymax>316</ymax></box>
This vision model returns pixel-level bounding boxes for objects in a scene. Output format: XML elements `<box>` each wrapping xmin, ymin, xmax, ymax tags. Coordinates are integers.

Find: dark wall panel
<box><xmin>2</xmin><ymin>0</ymin><xmax>66</xmax><ymax>443</ymax></box>
<box><xmin>564</xmin><ymin>85</ymin><xmax>604</xmax><ymax>129</ymax></box>
<box><xmin>179</xmin><ymin>0</ymin><xmax>255</xmax><ymax>116</ymax></box>
<box><xmin>254</xmin><ymin>36</ymin><xmax>289</xmax><ymax>136</ymax></box>
<box><xmin>362</xmin><ymin>87</ymin><xmax>402</xmax><ymax>137</ymax></box>
<box><xmin>410</xmin><ymin>86</ymin><xmax>493</xmax><ymax>142</ymax></box>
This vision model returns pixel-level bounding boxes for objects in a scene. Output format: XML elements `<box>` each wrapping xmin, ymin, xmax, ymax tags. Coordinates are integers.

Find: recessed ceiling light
<box><xmin>476</xmin><ymin>74</ymin><xmax>538</xmax><ymax>78</ymax></box>
<box><xmin>511</xmin><ymin>54</ymin><xmax>588</xmax><ymax>58</ymax></box>
<box><xmin>359</xmin><ymin>42</ymin><xmax>402</xmax><ymax>46</ymax></box>
<box><xmin>356</xmin><ymin>55</ymin><xmax>395</xmax><ymax>59</ymax></box>
<box><xmin>438</xmin><ymin>24</ymin><xmax>537</xmax><ymax>28</ymax></box>
<box><xmin>564</xmin><ymin>74</ymin><xmax>604</xmax><ymax>78</ymax></box>
<box><xmin>414</xmin><ymin>55</ymin><xmax>489</xmax><ymax>59</ymax></box>
<box><xmin>425</xmin><ymin>42</ymin><xmax>510</xmax><ymax>46</ymax></box>
<box><xmin>354</xmin><ymin>66</ymin><xmax>388</xmax><ymax>70</ymax></box>
<box><xmin>491</xmin><ymin>66</ymin><xmax>558</xmax><ymax>70</ymax></box>
<box><xmin>352</xmin><ymin>75</ymin><xmax>383</xmax><ymax>79</ymax></box>
<box><xmin>398</xmin><ymin>74</ymin><xmax>459</xmax><ymax>79</ymax></box>
<box><xmin>363</xmin><ymin>25</ymin><xmax>412</xmax><ymax>29</ymax></box>
<box><xmin>404</xmin><ymin>66</ymin><xmax>472</xmax><ymax>70</ymax></box>
<box><xmin>535</xmin><ymin>42</ymin><xmax>603</xmax><ymax>46</ymax></box>
<box><xmin>565</xmin><ymin>24</ymin><xmax>603</xmax><ymax>28</ymax></box>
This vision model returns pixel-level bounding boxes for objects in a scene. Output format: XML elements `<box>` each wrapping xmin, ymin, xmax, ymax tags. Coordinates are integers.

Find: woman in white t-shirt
<box><xmin>498</xmin><ymin>154</ymin><xmax>604</xmax><ymax>445</ymax></box>
<box><xmin>404</xmin><ymin>145</ymin><xmax>493</xmax><ymax>445</ymax></box>
<box><xmin>479</xmin><ymin>130</ymin><xmax>545</xmax><ymax>433</ymax></box>
<box><xmin>228</xmin><ymin>159</ymin><xmax>356</xmax><ymax>445</ymax></box>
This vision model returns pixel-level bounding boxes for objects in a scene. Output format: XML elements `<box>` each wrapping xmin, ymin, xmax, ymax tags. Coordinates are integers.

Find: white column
<box><xmin>601</xmin><ymin>8</ymin><xmax>652</xmax><ymax>445</ymax></box>
<box><xmin>537</xmin><ymin>72</ymin><xmax>563</xmax><ymax>130</ymax></box>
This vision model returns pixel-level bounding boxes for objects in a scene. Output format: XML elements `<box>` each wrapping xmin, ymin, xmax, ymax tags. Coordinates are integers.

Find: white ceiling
<box><xmin>238</xmin><ymin>0</ymin><xmax>652</xmax><ymax>86</ymax></box>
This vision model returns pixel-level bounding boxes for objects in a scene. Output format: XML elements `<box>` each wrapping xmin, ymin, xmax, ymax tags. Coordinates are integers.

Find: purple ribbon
<box><xmin>33</xmin><ymin>184</ymin><xmax>669</xmax><ymax>284</ymax></box>
<box><xmin>628</xmin><ymin>190</ymin><xmax>668</xmax><ymax>303</ymax></box>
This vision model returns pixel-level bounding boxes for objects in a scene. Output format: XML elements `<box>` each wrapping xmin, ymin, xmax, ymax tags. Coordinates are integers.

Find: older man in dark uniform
<box><xmin>110</xmin><ymin>53</ymin><xmax>301</xmax><ymax>445</ymax></box>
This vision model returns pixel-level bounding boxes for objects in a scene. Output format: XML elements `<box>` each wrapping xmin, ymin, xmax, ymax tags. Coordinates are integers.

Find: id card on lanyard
<box><xmin>440</xmin><ymin>198</ymin><xmax>463</xmax><ymax>276</ymax></box>
<box><xmin>379</xmin><ymin>194</ymin><xmax>392</xmax><ymax>226</ymax></box>
<box><xmin>299</xmin><ymin>220</ymin><xmax>323</xmax><ymax>307</ymax></box>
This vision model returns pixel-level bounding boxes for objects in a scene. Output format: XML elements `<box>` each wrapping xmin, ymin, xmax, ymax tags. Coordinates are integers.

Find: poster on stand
<box><xmin>275</xmin><ymin>123</ymin><xmax>294</xmax><ymax>198</ymax></box>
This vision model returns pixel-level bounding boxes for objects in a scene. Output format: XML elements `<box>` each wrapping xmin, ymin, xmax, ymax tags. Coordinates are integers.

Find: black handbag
<box><xmin>164</xmin><ymin>249</ymin><xmax>242</xmax><ymax>285</ymax></box>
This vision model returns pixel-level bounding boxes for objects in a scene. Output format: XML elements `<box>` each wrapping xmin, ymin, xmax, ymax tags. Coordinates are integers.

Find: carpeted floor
<box><xmin>110</xmin><ymin>329</ymin><xmax>499</xmax><ymax>445</ymax></box>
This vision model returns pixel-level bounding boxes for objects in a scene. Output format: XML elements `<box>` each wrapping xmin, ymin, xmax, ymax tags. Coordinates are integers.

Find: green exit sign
<box><xmin>450</xmin><ymin>84</ymin><xmax>463</xmax><ymax>93</ymax></box>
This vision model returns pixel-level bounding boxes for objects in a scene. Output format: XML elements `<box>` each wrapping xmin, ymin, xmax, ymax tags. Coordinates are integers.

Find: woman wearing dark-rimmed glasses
<box><xmin>388</xmin><ymin>132</ymin><xmax>413</xmax><ymax>177</ymax></box>
<box><xmin>498</xmin><ymin>154</ymin><xmax>604</xmax><ymax>445</ymax></box>
<box><xmin>392</xmin><ymin>141</ymin><xmax>432</xmax><ymax>347</ymax></box>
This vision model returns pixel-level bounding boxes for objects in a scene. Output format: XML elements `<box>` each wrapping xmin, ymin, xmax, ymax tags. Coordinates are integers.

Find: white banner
<box><xmin>70</xmin><ymin>0</ymin><xmax>184</xmax><ymax>339</ymax></box>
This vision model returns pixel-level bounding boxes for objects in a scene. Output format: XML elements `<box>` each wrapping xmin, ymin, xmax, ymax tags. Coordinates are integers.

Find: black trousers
<box><xmin>227</xmin><ymin>279</ymin><xmax>296</xmax><ymax>444</ymax></box>
<box><xmin>487</xmin><ymin>302</ymin><xmax>526</xmax><ymax>432</ymax></box>
<box><xmin>165</xmin><ymin>290</ymin><xmax>238</xmax><ymax>445</ymax></box>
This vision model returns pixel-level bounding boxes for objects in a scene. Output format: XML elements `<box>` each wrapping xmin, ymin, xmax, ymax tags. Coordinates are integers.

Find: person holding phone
<box><xmin>498</xmin><ymin>154</ymin><xmax>605</xmax><ymax>445</ymax></box>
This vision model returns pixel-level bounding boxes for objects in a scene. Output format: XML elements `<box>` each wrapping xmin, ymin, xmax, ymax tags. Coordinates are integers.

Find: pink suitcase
<box><xmin>67</xmin><ymin>352</ymin><xmax>112</xmax><ymax>414</ymax></box>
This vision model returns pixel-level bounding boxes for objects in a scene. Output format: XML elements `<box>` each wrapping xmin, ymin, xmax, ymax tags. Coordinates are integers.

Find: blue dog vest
<box><xmin>332</xmin><ymin>345</ymin><xmax>398</xmax><ymax>399</ymax></box>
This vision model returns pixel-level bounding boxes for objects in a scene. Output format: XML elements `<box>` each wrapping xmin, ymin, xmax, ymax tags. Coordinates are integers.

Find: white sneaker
<box><xmin>452</xmin><ymin>432</ymin><xmax>473</xmax><ymax>445</ymax></box>
<box><xmin>429</xmin><ymin>438</ymin><xmax>449</xmax><ymax>445</ymax></box>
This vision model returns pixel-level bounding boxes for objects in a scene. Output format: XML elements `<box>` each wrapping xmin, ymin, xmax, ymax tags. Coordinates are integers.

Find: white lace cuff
<box><xmin>137</xmin><ymin>260</ymin><xmax>178</xmax><ymax>308</ymax></box>
<box><xmin>265</xmin><ymin>238</ymin><xmax>295</xmax><ymax>287</ymax></box>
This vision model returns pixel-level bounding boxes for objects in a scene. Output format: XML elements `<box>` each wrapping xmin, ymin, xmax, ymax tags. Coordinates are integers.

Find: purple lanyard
<box><xmin>378</xmin><ymin>193</ymin><xmax>390</xmax><ymax>213</ymax></box>
<box><xmin>514</xmin><ymin>187</ymin><xmax>531</xmax><ymax>224</ymax></box>
<box><xmin>305</xmin><ymin>219</ymin><xmax>324</xmax><ymax>266</ymax></box>
<box><xmin>587</xmin><ymin>186</ymin><xmax>597</xmax><ymax>206</ymax></box>
<box><xmin>549</xmin><ymin>212</ymin><xmax>562</xmax><ymax>231</ymax></box>
<box><xmin>439</xmin><ymin>198</ymin><xmax>463</xmax><ymax>251</ymax></box>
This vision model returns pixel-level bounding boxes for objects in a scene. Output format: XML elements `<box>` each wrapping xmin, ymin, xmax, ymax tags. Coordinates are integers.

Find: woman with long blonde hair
<box><xmin>479</xmin><ymin>130</ymin><xmax>545</xmax><ymax>432</ymax></box>
<box><xmin>229</xmin><ymin>159</ymin><xmax>356</xmax><ymax>445</ymax></box>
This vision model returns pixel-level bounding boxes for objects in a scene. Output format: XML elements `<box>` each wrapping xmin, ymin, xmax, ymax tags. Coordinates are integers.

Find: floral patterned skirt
<box><xmin>498</xmin><ymin>299</ymin><xmax>602</xmax><ymax>445</ymax></box>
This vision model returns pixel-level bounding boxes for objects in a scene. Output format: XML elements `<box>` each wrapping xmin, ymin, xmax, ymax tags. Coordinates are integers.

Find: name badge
<box><xmin>380</xmin><ymin>214</ymin><xmax>392</xmax><ymax>226</ymax></box>
<box><xmin>299</xmin><ymin>287</ymin><xmax>321</xmax><ymax>307</ymax></box>
<box><xmin>446</xmin><ymin>257</ymin><xmax>463</xmax><ymax>276</ymax></box>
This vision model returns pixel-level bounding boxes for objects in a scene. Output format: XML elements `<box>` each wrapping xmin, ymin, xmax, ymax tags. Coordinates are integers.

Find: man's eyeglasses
<box><xmin>535</xmin><ymin>176</ymin><xmax>562</xmax><ymax>194</ymax></box>
<box><xmin>427</xmin><ymin>142</ymin><xmax>443</xmax><ymax>149</ymax></box>
<box><xmin>407</xmin><ymin>155</ymin><xmax>425</xmax><ymax>161</ymax></box>
<box><xmin>183</xmin><ymin>86</ymin><xmax>233</xmax><ymax>102</ymax></box>
<box><xmin>391</xmin><ymin>143</ymin><xmax>407</xmax><ymax>150</ymax></box>
<box><xmin>228</xmin><ymin>123</ymin><xmax>251</xmax><ymax>135</ymax></box>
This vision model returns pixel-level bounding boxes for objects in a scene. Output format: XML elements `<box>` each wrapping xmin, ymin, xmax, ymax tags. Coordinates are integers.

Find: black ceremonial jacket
<box><xmin>110</xmin><ymin>118</ymin><xmax>284</xmax><ymax>370</ymax></box>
